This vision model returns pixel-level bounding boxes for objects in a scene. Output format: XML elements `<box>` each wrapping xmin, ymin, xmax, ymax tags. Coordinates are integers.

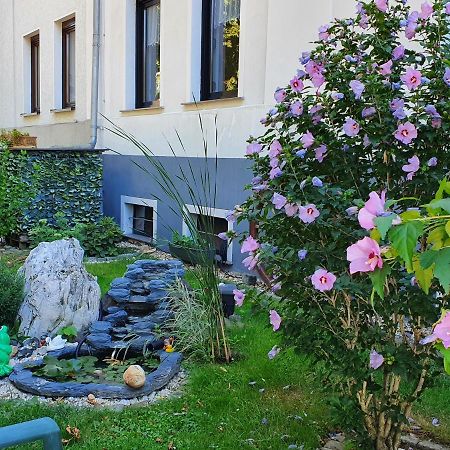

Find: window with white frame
<box><xmin>182</xmin><ymin>205</ymin><xmax>233</xmax><ymax>264</ymax></box>
<box><xmin>201</xmin><ymin>0</ymin><xmax>241</xmax><ymax>100</ymax></box>
<box><xmin>121</xmin><ymin>196</ymin><xmax>158</xmax><ymax>242</ymax></box>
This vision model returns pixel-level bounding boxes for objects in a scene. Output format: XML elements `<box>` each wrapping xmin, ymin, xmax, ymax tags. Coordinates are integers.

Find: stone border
<box><xmin>9</xmin><ymin>349</ymin><xmax>182</xmax><ymax>399</ymax></box>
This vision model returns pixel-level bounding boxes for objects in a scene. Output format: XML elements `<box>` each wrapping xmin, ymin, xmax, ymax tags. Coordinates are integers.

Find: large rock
<box><xmin>18</xmin><ymin>239</ymin><xmax>101</xmax><ymax>338</ymax></box>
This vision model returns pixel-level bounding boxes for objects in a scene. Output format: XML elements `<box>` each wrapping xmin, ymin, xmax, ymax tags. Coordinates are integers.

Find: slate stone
<box><xmin>110</xmin><ymin>277</ymin><xmax>131</xmax><ymax>289</ymax></box>
<box><xmin>147</xmin><ymin>280</ymin><xmax>169</xmax><ymax>290</ymax></box>
<box><xmin>167</xmin><ymin>268</ymin><xmax>185</xmax><ymax>277</ymax></box>
<box><xmin>86</xmin><ymin>332</ymin><xmax>113</xmax><ymax>351</ymax></box>
<box><xmin>130</xmin><ymin>288</ymin><xmax>148</xmax><ymax>295</ymax></box>
<box><xmin>150</xmin><ymin>310</ymin><xmax>174</xmax><ymax>324</ymax></box>
<box><xmin>89</xmin><ymin>321</ymin><xmax>113</xmax><ymax>334</ymax></box>
<box><xmin>130</xmin><ymin>281</ymin><xmax>144</xmax><ymax>289</ymax></box>
<box><xmin>131</xmin><ymin>321</ymin><xmax>157</xmax><ymax>332</ymax></box>
<box><xmin>106</xmin><ymin>306</ymin><xmax>122</xmax><ymax>314</ymax></box>
<box><xmin>128</xmin><ymin>334</ymin><xmax>157</xmax><ymax>353</ymax></box>
<box><xmin>124</xmin><ymin>268</ymin><xmax>145</xmax><ymax>280</ymax></box>
<box><xmin>103</xmin><ymin>310</ymin><xmax>128</xmax><ymax>326</ymax></box>
<box><xmin>107</xmin><ymin>288</ymin><xmax>130</xmax><ymax>303</ymax></box>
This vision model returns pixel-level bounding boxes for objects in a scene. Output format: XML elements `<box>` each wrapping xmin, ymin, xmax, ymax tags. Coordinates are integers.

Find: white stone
<box><xmin>18</xmin><ymin>239</ymin><xmax>101</xmax><ymax>338</ymax></box>
<box><xmin>123</xmin><ymin>365</ymin><xmax>146</xmax><ymax>389</ymax></box>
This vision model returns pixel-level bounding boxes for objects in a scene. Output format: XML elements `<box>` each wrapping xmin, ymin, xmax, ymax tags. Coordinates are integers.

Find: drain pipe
<box><xmin>89</xmin><ymin>0</ymin><xmax>101</xmax><ymax>149</ymax></box>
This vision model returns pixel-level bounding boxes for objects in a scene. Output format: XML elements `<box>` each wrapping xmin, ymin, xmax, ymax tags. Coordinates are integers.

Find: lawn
<box><xmin>0</xmin><ymin>255</ymin><xmax>448</xmax><ymax>449</ymax></box>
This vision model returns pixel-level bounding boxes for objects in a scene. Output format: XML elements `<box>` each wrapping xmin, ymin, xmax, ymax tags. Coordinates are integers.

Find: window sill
<box><xmin>50</xmin><ymin>107</ymin><xmax>75</xmax><ymax>113</ymax></box>
<box><xmin>20</xmin><ymin>112</ymin><xmax>40</xmax><ymax>117</ymax></box>
<box><xmin>181</xmin><ymin>96</ymin><xmax>244</xmax><ymax>108</ymax></box>
<box><xmin>120</xmin><ymin>105</ymin><xmax>164</xmax><ymax>115</ymax></box>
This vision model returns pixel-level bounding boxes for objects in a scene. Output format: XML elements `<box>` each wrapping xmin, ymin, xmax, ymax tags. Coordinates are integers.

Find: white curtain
<box><xmin>145</xmin><ymin>3</ymin><xmax>160</xmax><ymax>101</ymax></box>
<box><xmin>214</xmin><ymin>0</ymin><xmax>240</xmax><ymax>28</ymax></box>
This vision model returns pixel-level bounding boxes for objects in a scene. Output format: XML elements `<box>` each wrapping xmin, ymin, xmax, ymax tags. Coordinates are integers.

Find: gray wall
<box><xmin>103</xmin><ymin>154</ymin><xmax>253</xmax><ymax>272</ymax></box>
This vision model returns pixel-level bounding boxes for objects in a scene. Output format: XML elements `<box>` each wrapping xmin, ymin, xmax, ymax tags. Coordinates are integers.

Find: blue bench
<box><xmin>0</xmin><ymin>417</ymin><xmax>62</xmax><ymax>449</ymax></box>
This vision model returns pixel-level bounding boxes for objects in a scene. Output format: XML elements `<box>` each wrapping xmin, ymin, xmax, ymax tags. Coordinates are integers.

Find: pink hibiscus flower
<box><xmin>290</xmin><ymin>100</ymin><xmax>304</xmax><ymax>117</ymax></box>
<box><xmin>347</xmin><ymin>237</ymin><xmax>383</xmax><ymax>274</ymax></box>
<box><xmin>402</xmin><ymin>155</ymin><xmax>420</xmax><ymax>180</ymax></box>
<box><xmin>301</xmin><ymin>131</ymin><xmax>315</xmax><ymax>148</ymax></box>
<box><xmin>421</xmin><ymin>311</ymin><xmax>450</xmax><ymax>349</ymax></box>
<box><xmin>394</xmin><ymin>122</ymin><xmax>418</xmax><ymax>145</ymax></box>
<box><xmin>272</xmin><ymin>193</ymin><xmax>287</xmax><ymax>210</ymax></box>
<box><xmin>392</xmin><ymin>45</ymin><xmax>405</xmax><ymax>60</ymax></box>
<box><xmin>274</xmin><ymin>88</ymin><xmax>286</xmax><ymax>103</ymax></box>
<box><xmin>246</xmin><ymin>142</ymin><xmax>262</xmax><ymax>156</ymax></box>
<box><xmin>243</xmin><ymin>253</ymin><xmax>259</xmax><ymax>271</ymax></box>
<box><xmin>358</xmin><ymin>191</ymin><xmax>386</xmax><ymax>230</ymax></box>
<box><xmin>241</xmin><ymin>236</ymin><xmax>260</xmax><ymax>254</ymax></box>
<box><xmin>343</xmin><ymin>117</ymin><xmax>360</xmax><ymax>137</ymax></box>
<box><xmin>233</xmin><ymin>289</ymin><xmax>245</xmax><ymax>307</ymax></box>
<box><xmin>380</xmin><ymin>60</ymin><xmax>393</xmax><ymax>76</ymax></box>
<box><xmin>401</xmin><ymin>67</ymin><xmax>422</xmax><ymax>90</ymax></box>
<box><xmin>375</xmin><ymin>0</ymin><xmax>388</xmax><ymax>12</ymax></box>
<box><xmin>369</xmin><ymin>350</ymin><xmax>385</xmax><ymax>369</ymax></box>
<box><xmin>290</xmin><ymin>75</ymin><xmax>304</xmax><ymax>93</ymax></box>
<box><xmin>419</xmin><ymin>2</ymin><xmax>433</xmax><ymax>19</ymax></box>
<box><xmin>269</xmin><ymin>310</ymin><xmax>282</xmax><ymax>331</ymax></box>
<box><xmin>269</xmin><ymin>140</ymin><xmax>282</xmax><ymax>158</ymax></box>
<box><xmin>284</xmin><ymin>203</ymin><xmax>299</xmax><ymax>217</ymax></box>
<box><xmin>315</xmin><ymin>145</ymin><xmax>327</xmax><ymax>163</ymax></box>
<box><xmin>311</xmin><ymin>269</ymin><xmax>337</xmax><ymax>292</ymax></box>
<box><xmin>299</xmin><ymin>204</ymin><xmax>320</xmax><ymax>224</ymax></box>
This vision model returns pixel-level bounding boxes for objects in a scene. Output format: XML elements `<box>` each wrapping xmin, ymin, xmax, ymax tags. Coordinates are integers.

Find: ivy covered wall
<box><xmin>9</xmin><ymin>149</ymin><xmax>103</xmax><ymax>230</ymax></box>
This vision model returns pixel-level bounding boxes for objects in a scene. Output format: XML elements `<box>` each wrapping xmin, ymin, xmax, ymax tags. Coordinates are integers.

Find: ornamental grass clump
<box><xmin>237</xmin><ymin>1</ymin><xmax>449</xmax><ymax>448</ymax></box>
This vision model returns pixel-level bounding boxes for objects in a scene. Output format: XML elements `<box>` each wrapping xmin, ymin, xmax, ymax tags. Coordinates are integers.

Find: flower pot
<box><xmin>168</xmin><ymin>242</ymin><xmax>216</xmax><ymax>265</ymax></box>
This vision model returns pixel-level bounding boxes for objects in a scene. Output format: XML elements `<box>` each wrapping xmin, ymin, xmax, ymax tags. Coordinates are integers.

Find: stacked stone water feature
<box><xmin>86</xmin><ymin>259</ymin><xmax>184</xmax><ymax>355</ymax></box>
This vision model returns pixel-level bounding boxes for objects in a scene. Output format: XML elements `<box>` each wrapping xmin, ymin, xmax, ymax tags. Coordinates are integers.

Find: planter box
<box><xmin>168</xmin><ymin>242</ymin><xmax>216</xmax><ymax>265</ymax></box>
<box><xmin>12</xmin><ymin>136</ymin><xmax>37</xmax><ymax>148</ymax></box>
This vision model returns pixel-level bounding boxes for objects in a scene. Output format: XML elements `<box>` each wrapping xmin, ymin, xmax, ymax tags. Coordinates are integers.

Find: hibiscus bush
<box><xmin>233</xmin><ymin>0</ymin><xmax>450</xmax><ymax>448</ymax></box>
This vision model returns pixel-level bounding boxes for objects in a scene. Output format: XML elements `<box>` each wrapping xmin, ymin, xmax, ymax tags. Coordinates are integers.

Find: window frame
<box><xmin>135</xmin><ymin>0</ymin><xmax>161</xmax><ymax>109</ymax></box>
<box><xmin>30</xmin><ymin>34</ymin><xmax>40</xmax><ymax>113</ymax></box>
<box><xmin>62</xmin><ymin>18</ymin><xmax>76</xmax><ymax>110</ymax></box>
<box><xmin>200</xmin><ymin>0</ymin><xmax>240</xmax><ymax>101</ymax></box>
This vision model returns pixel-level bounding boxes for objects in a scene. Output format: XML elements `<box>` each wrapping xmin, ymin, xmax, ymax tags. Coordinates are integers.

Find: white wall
<box><xmin>0</xmin><ymin>0</ymin><xmax>363</xmax><ymax>153</ymax></box>
<box><xmin>0</xmin><ymin>0</ymin><xmax>92</xmax><ymax>147</ymax></box>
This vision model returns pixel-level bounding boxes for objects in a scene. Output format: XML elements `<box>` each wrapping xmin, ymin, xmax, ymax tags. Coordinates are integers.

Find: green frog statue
<box><xmin>0</xmin><ymin>326</ymin><xmax>13</xmax><ymax>377</ymax></box>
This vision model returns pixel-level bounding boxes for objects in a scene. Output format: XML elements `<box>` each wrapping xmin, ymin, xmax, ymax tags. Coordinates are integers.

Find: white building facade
<box><xmin>1</xmin><ymin>0</ymin><xmax>372</xmax><ymax>270</ymax></box>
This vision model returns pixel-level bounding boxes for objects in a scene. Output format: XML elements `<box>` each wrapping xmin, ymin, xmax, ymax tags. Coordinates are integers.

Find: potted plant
<box><xmin>168</xmin><ymin>232</ymin><xmax>216</xmax><ymax>265</ymax></box>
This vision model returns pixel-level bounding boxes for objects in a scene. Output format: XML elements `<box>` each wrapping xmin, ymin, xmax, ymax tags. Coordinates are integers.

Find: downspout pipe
<box><xmin>89</xmin><ymin>0</ymin><xmax>101</xmax><ymax>149</ymax></box>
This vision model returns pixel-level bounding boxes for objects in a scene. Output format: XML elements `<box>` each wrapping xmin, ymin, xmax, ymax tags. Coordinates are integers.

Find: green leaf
<box><xmin>369</xmin><ymin>265</ymin><xmax>391</xmax><ymax>300</ymax></box>
<box><xmin>424</xmin><ymin>198</ymin><xmax>450</xmax><ymax>214</ymax></box>
<box><xmin>420</xmin><ymin>248</ymin><xmax>450</xmax><ymax>293</ymax></box>
<box><xmin>433</xmin><ymin>248</ymin><xmax>450</xmax><ymax>294</ymax></box>
<box><xmin>374</xmin><ymin>214</ymin><xmax>396</xmax><ymax>239</ymax></box>
<box><xmin>436</xmin><ymin>343</ymin><xmax>450</xmax><ymax>375</ymax></box>
<box><xmin>388</xmin><ymin>221</ymin><xmax>424</xmax><ymax>272</ymax></box>
<box><xmin>412</xmin><ymin>256</ymin><xmax>433</xmax><ymax>294</ymax></box>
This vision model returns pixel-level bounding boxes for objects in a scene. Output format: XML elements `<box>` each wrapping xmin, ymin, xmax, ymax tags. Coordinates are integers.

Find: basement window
<box><xmin>183</xmin><ymin>205</ymin><xmax>234</xmax><ymax>264</ymax></box>
<box><xmin>121</xmin><ymin>196</ymin><xmax>157</xmax><ymax>243</ymax></box>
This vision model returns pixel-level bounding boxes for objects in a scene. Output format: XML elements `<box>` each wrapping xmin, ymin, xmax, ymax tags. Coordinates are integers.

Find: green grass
<box><xmin>1</xmin><ymin>255</ymin><xmax>449</xmax><ymax>448</ymax></box>
<box><xmin>0</xmin><ymin>307</ymin><xmax>329</xmax><ymax>449</ymax></box>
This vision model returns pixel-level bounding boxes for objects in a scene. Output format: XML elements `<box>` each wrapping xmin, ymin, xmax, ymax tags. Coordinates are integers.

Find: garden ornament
<box><xmin>0</xmin><ymin>325</ymin><xmax>13</xmax><ymax>377</ymax></box>
<box><xmin>164</xmin><ymin>337</ymin><xmax>175</xmax><ymax>353</ymax></box>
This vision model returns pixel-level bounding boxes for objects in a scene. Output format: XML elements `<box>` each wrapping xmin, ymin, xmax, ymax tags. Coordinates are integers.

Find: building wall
<box><xmin>0</xmin><ymin>0</ymin><xmax>93</xmax><ymax>147</ymax></box>
<box><xmin>3</xmin><ymin>0</ymin><xmax>396</xmax><ymax>271</ymax></box>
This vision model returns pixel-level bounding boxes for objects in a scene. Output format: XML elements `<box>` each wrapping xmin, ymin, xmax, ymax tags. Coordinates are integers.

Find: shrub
<box><xmin>29</xmin><ymin>215</ymin><xmax>123</xmax><ymax>258</ymax></box>
<box><xmin>172</xmin><ymin>232</ymin><xmax>200</xmax><ymax>249</ymax></box>
<box><xmin>80</xmin><ymin>217</ymin><xmax>123</xmax><ymax>257</ymax></box>
<box><xmin>0</xmin><ymin>261</ymin><xmax>24</xmax><ymax>328</ymax></box>
<box><xmin>237</xmin><ymin>1</ymin><xmax>449</xmax><ymax>448</ymax></box>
